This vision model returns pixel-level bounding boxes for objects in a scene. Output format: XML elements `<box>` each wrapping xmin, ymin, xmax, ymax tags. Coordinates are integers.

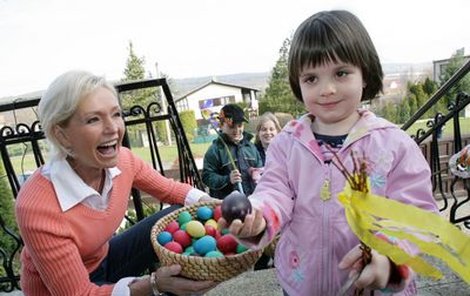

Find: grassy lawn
<box><xmin>403</xmin><ymin>117</ymin><xmax>470</xmax><ymax>138</ymax></box>
<box><xmin>10</xmin><ymin>142</ymin><xmax>212</xmax><ymax>175</ymax></box>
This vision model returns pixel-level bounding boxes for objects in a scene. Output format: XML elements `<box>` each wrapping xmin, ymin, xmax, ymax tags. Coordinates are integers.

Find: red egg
<box><xmin>164</xmin><ymin>241</ymin><xmax>183</xmax><ymax>254</ymax></box>
<box><xmin>173</xmin><ymin>230</ymin><xmax>192</xmax><ymax>248</ymax></box>
<box><xmin>164</xmin><ymin>220</ymin><xmax>180</xmax><ymax>234</ymax></box>
<box><xmin>214</xmin><ymin>230</ymin><xmax>222</xmax><ymax>240</ymax></box>
<box><xmin>204</xmin><ymin>225</ymin><xmax>217</xmax><ymax>237</ymax></box>
<box><xmin>217</xmin><ymin>234</ymin><xmax>238</xmax><ymax>254</ymax></box>
<box><xmin>213</xmin><ymin>205</ymin><xmax>222</xmax><ymax>221</ymax></box>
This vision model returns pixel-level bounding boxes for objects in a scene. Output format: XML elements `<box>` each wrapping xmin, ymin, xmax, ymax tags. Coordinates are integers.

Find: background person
<box><xmin>202</xmin><ymin>104</ymin><xmax>263</xmax><ymax>199</ymax></box>
<box><xmin>220</xmin><ymin>10</ymin><xmax>438</xmax><ymax>296</ymax></box>
<box><xmin>254</xmin><ymin>112</ymin><xmax>282</xmax><ymax>165</ymax></box>
<box><xmin>15</xmin><ymin>70</ymin><xmax>217</xmax><ymax>296</ymax></box>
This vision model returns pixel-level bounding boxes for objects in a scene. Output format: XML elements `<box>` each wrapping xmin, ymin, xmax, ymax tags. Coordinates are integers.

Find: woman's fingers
<box><xmin>157</xmin><ymin>265</ymin><xmax>217</xmax><ymax>295</ymax></box>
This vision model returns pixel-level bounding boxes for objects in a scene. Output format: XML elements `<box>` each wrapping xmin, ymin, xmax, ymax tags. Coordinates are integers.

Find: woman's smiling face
<box><xmin>258</xmin><ymin>120</ymin><xmax>278</xmax><ymax>148</ymax></box>
<box><xmin>56</xmin><ymin>87</ymin><xmax>124</xmax><ymax>171</ymax></box>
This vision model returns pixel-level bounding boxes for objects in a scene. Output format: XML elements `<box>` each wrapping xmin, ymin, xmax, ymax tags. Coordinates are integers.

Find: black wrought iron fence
<box><xmin>0</xmin><ymin>78</ymin><xmax>203</xmax><ymax>292</ymax></box>
<box><xmin>403</xmin><ymin>59</ymin><xmax>470</xmax><ymax>230</ymax></box>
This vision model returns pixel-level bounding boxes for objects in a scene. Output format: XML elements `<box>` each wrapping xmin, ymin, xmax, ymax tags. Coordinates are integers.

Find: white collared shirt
<box><xmin>41</xmin><ymin>158</ymin><xmax>121</xmax><ymax>212</ymax></box>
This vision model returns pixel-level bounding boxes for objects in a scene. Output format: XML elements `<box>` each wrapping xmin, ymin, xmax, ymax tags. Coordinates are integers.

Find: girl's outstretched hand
<box><xmin>218</xmin><ymin>208</ymin><xmax>266</xmax><ymax>239</ymax></box>
<box><xmin>338</xmin><ymin>244</ymin><xmax>391</xmax><ymax>291</ymax></box>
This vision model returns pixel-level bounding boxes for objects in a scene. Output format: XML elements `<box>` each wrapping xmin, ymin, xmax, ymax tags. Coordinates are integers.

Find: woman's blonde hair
<box><xmin>38</xmin><ymin>70</ymin><xmax>117</xmax><ymax>161</ymax></box>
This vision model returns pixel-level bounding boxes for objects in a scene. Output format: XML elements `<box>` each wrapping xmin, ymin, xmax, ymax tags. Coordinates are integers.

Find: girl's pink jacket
<box><xmin>245</xmin><ymin>110</ymin><xmax>438</xmax><ymax>296</ymax></box>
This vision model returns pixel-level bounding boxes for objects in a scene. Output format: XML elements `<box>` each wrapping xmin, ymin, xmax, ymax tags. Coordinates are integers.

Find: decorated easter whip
<box><xmin>329</xmin><ymin>147</ymin><xmax>470</xmax><ymax>295</ymax></box>
<box><xmin>332</xmin><ymin>150</ymin><xmax>373</xmax><ymax>296</ymax></box>
<box><xmin>201</xmin><ymin>109</ymin><xmax>244</xmax><ymax>194</ymax></box>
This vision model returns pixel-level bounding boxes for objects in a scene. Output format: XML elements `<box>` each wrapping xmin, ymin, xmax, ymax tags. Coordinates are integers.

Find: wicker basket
<box><xmin>151</xmin><ymin>200</ymin><xmax>263</xmax><ymax>281</ymax></box>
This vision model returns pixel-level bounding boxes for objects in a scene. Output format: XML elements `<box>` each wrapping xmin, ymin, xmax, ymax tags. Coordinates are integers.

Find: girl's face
<box><xmin>258</xmin><ymin>120</ymin><xmax>278</xmax><ymax>148</ymax></box>
<box><xmin>221</xmin><ymin>122</ymin><xmax>244</xmax><ymax>143</ymax></box>
<box><xmin>57</xmin><ymin>87</ymin><xmax>125</xmax><ymax>172</ymax></box>
<box><xmin>299</xmin><ymin>60</ymin><xmax>364</xmax><ymax>134</ymax></box>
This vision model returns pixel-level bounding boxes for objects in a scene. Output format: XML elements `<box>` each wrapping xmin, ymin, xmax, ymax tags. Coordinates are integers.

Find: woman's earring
<box><xmin>66</xmin><ymin>147</ymin><xmax>75</xmax><ymax>158</ymax></box>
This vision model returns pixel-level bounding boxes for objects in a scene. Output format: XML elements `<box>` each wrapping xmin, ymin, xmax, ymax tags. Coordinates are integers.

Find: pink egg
<box><xmin>173</xmin><ymin>230</ymin><xmax>192</xmax><ymax>248</ymax></box>
<box><xmin>164</xmin><ymin>241</ymin><xmax>183</xmax><ymax>254</ymax></box>
<box><xmin>204</xmin><ymin>225</ymin><xmax>217</xmax><ymax>237</ymax></box>
<box><xmin>164</xmin><ymin>220</ymin><xmax>180</xmax><ymax>234</ymax></box>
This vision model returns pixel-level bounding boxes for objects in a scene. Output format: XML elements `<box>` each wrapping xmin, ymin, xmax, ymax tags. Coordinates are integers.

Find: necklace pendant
<box><xmin>320</xmin><ymin>179</ymin><xmax>331</xmax><ymax>201</ymax></box>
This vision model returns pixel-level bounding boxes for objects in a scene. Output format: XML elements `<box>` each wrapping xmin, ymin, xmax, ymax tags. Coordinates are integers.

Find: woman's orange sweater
<box><xmin>15</xmin><ymin>147</ymin><xmax>192</xmax><ymax>295</ymax></box>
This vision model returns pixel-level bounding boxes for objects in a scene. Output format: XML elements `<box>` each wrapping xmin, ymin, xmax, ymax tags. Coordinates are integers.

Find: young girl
<box><xmin>220</xmin><ymin>10</ymin><xmax>438</xmax><ymax>295</ymax></box>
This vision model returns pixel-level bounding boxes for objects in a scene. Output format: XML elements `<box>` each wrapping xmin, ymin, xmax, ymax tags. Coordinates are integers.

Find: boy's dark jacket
<box><xmin>202</xmin><ymin>131</ymin><xmax>263</xmax><ymax>199</ymax></box>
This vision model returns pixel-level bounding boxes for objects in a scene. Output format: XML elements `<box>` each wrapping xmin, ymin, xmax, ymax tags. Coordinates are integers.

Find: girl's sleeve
<box><xmin>240</xmin><ymin>134</ymin><xmax>295</xmax><ymax>249</ymax></box>
<box><xmin>385</xmin><ymin>134</ymin><xmax>438</xmax><ymax>212</ymax></box>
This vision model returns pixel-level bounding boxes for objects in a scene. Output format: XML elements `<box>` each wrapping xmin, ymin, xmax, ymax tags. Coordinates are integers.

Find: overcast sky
<box><xmin>0</xmin><ymin>0</ymin><xmax>469</xmax><ymax>98</ymax></box>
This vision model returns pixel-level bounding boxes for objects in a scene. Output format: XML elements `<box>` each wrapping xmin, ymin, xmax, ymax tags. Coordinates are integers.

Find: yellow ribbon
<box><xmin>338</xmin><ymin>185</ymin><xmax>470</xmax><ymax>283</ymax></box>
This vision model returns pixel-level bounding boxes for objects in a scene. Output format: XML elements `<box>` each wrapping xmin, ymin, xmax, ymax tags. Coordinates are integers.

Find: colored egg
<box><xmin>180</xmin><ymin>222</ymin><xmax>188</xmax><ymax>231</ymax></box>
<box><xmin>193</xmin><ymin>235</ymin><xmax>217</xmax><ymax>255</ymax></box>
<box><xmin>217</xmin><ymin>234</ymin><xmax>238</xmax><ymax>254</ymax></box>
<box><xmin>204</xmin><ymin>225</ymin><xmax>217</xmax><ymax>237</ymax></box>
<box><xmin>221</xmin><ymin>228</ymin><xmax>230</xmax><ymax>235</ymax></box>
<box><xmin>184</xmin><ymin>246</ymin><xmax>195</xmax><ymax>256</ymax></box>
<box><xmin>236</xmin><ymin>243</ymin><xmax>249</xmax><ymax>254</ymax></box>
<box><xmin>204</xmin><ymin>219</ymin><xmax>218</xmax><ymax>230</ymax></box>
<box><xmin>173</xmin><ymin>229</ymin><xmax>192</xmax><ymax>248</ymax></box>
<box><xmin>205</xmin><ymin>250</ymin><xmax>224</xmax><ymax>258</ymax></box>
<box><xmin>157</xmin><ymin>231</ymin><xmax>172</xmax><ymax>245</ymax></box>
<box><xmin>213</xmin><ymin>205</ymin><xmax>222</xmax><ymax>221</ymax></box>
<box><xmin>178</xmin><ymin>211</ymin><xmax>192</xmax><ymax>226</ymax></box>
<box><xmin>164</xmin><ymin>221</ymin><xmax>180</xmax><ymax>234</ymax></box>
<box><xmin>186</xmin><ymin>220</ymin><xmax>206</xmax><ymax>238</ymax></box>
<box><xmin>196</xmin><ymin>206</ymin><xmax>213</xmax><ymax>221</ymax></box>
<box><xmin>164</xmin><ymin>241</ymin><xmax>183</xmax><ymax>254</ymax></box>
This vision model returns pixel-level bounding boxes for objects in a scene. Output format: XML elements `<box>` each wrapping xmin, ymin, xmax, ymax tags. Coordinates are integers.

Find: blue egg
<box><xmin>157</xmin><ymin>231</ymin><xmax>172</xmax><ymax>245</ymax></box>
<box><xmin>193</xmin><ymin>235</ymin><xmax>217</xmax><ymax>255</ymax></box>
<box><xmin>196</xmin><ymin>206</ymin><xmax>213</xmax><ymax>221</ymax></box>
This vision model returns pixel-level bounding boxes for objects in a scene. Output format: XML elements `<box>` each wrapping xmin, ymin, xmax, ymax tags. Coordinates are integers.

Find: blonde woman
<box><xmin>254</xmin><ymin>112</ymin><xmax>282</xmax><ymax>165</ymax></box>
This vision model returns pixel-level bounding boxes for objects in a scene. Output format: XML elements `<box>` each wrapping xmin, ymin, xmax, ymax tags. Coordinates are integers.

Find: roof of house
<box><xmin>175</xmin><ymin>78</ymin><xmax>260</xmax><ymax>103</ymax></box>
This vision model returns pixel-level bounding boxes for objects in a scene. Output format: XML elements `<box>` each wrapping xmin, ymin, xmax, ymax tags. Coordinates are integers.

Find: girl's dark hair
<box><xmin>288</xmin><ymin>10</ymin><xmax>383</xmax><ymax>102</ymax></box>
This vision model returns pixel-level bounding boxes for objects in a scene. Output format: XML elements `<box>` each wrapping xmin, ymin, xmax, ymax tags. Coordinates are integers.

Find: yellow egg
<box><xmin>204</xmin><ymin>219</ymin><xmax>218</xmax><ymax>230</ymax></box>
<box><xmin>185</xmin><ymin>220</ymin><xmax>206</xmax><ymax>238</ymax></box>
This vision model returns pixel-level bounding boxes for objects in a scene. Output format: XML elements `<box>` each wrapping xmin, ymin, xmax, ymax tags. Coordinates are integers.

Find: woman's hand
<box><xmin>198</xmin><ymin>194</ymin><xmax>220</xmax><ymax>203</ymax></box>
<box><xmin>338</xmin><ymin>244</ymin><xmax>391</xmax><ymax>291</ymax></box>
<box><xmin>153</xmin><ymin>265</ymin><xmax>217</xmax><ymax>296</ymax></box>
<box><xmin>218</xmin><ymin>208</ymin><xmax>266</xmax><ymax>239</ymax></box>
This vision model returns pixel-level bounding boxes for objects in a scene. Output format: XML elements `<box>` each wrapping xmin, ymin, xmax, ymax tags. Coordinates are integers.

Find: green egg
<box><xmin>178</xmin><ymin>211</ymin><xmax>192</xmax><ymax>226</ymax></box>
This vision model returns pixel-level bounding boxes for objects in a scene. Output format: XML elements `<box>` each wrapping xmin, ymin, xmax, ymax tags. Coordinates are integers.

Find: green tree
<box><xmin>121</xmin><ymin>41</ymin><xmax>158</xmax><ymax>110</ymax></box>
<box><xmin>259</xmin><ymin>38</ymin><xmax>305</xmax><ymax>117</ymax></box>
<box><xmin>179</xmin><ymin>110</ymin><xmax>197</xmax><ymax>142</ymax></box>
<box><xmin>439</xmin><ymin>49</ymin><xmax>470</xmax><ymax>107</ymax></box>
<box><xmin>121</xmin><ymin>42</ymin><xmax>161</xmax><ymax>147</ymax></box>
<box><xmin>0</xmin><ymin>162</ymin><xmax>18</xmax><ymax>255</ymax></box>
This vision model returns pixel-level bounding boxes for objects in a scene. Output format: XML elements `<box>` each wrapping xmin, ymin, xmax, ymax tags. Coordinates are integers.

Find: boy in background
<box><xmin>202</xmin><ymin>104</ymin><xmax>263</xmax><ymax>199</ymax></box>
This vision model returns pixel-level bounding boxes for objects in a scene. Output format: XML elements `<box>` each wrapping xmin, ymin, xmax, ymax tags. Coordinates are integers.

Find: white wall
<box><xmin>186</xmin><ymin>84</ymin><xmax>246</xmax><ymax>120</ymax></box>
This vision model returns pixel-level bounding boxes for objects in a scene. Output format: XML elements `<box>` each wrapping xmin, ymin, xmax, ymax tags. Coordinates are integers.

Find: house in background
<box><xmin>174</xmin><ymin>78</ymin><xmax>260</xmax><ymax>123</ymax></box>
